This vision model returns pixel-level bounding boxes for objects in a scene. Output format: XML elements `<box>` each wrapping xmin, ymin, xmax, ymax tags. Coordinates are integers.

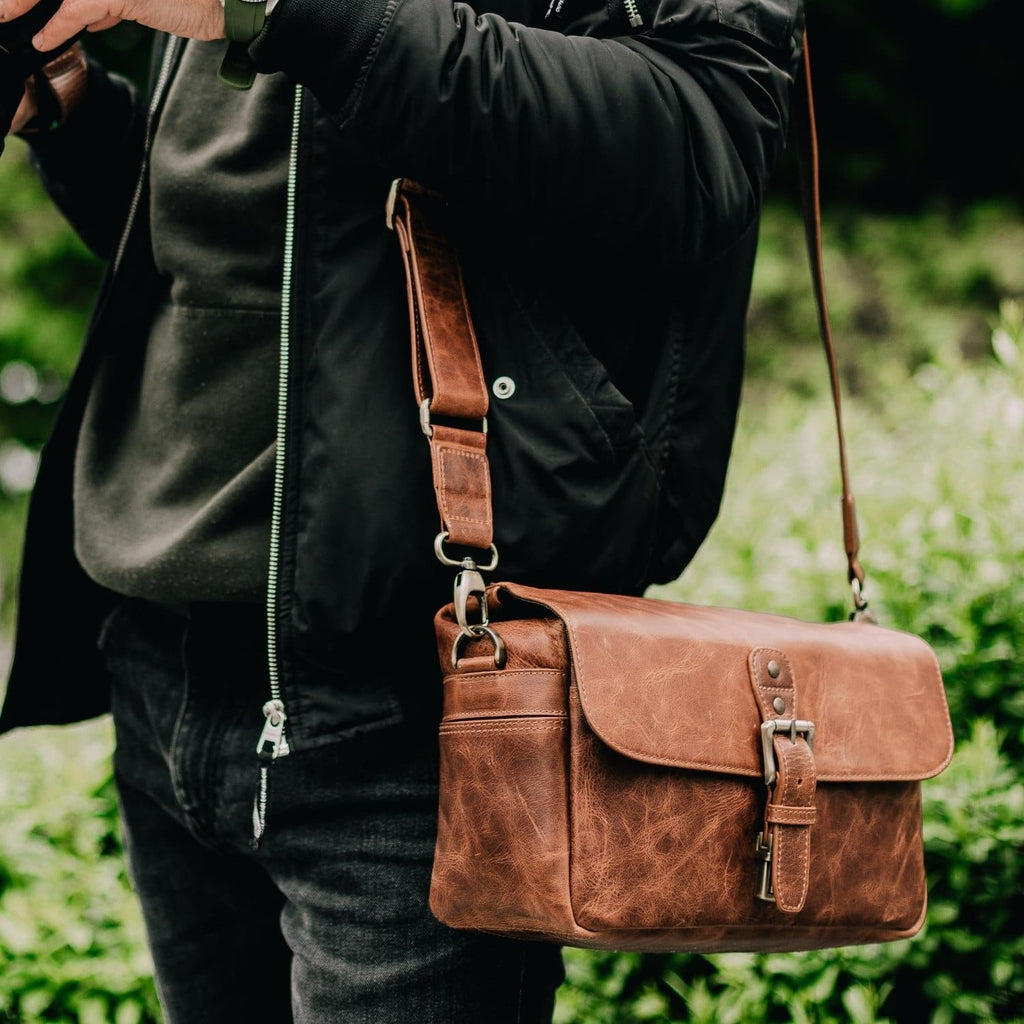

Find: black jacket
<box><xmin>1</xmin><ymin>0</ymin><xmax>803</xmax><ymax>746</ymax></box>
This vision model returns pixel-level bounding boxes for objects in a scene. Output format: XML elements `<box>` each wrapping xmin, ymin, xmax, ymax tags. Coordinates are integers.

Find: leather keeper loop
<box><xmin>767</xmin><ymin>804</ymin><xmax>817</xmax><ymax>826</ymax></box>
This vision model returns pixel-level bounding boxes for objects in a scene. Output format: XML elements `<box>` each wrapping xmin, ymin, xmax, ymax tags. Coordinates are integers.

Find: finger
<box><xmin>86</xmin><ymin>14</ymin><xmax>120</xmax><ymax>30</ymax></box>
<box><xmin>0</xmin><ymin>0</ymin><xmax>45</xmax><ymax>24</ymax></box>
<box><xmin>32</xmin><ymin>1</ymin><xmax>224</xmax><ymax>45</ymax></box>
<box><xmin>31</xmin><ymin>0</ymin><xmax>111</xmax><ymax>51</ymax></box>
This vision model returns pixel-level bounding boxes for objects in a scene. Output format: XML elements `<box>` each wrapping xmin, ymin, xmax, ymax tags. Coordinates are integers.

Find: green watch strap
<box><xmin>218</xmin><ymin>0</ymin><xmax>268</xmax><ymax>90</ymax></box>
<box><xmin>224</xmin><ymin>0</ymin><xmax>267</xmax><ymax>42</ymax></box>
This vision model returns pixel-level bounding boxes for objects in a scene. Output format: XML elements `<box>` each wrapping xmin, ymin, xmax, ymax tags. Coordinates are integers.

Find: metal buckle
<box><xmin>760</xmin><ymin>718</ymin><xmax>816</xmax><ymax>787</ymax></box>
<box><xmin>434</xmin><ymin>532</ymin><xmax>499</xmax><ymax>572</ymax></box>
<box><xmin>452</xmin><ymin>625</ymin><xmax>507</xmax><ymax>670</ymax></box>
<box><xmin>419</xmin><ymin>398</ymin><xmax>488</xmax><ymax>439</ymax></box>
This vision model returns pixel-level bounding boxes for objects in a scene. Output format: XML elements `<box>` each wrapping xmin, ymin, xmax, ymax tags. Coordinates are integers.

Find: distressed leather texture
<box><xmin>392</xmin><ymin>180</ymin><xmax>494</xmax><ymax>550</ymax></box>
<box><xmin>430</xmin><ymin>584</ymin><xmax>953</xmax><ymax>952</ymax></box>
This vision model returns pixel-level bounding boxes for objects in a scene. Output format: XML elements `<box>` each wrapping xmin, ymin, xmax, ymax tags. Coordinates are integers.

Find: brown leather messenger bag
<box><xmin>385</xmin><ymin>42</ymin><xmax>953</xmax><ymax>952</ymax></box>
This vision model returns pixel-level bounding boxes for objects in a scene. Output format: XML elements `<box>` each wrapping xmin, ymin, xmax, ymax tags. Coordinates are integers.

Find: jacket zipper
<box><xmin>111</xmin><ymin>37</ymin><xmax>182</xmax><ymax>277</ymax></box>
<box><xmin>623</xmin><ymin>0</ymin><xmax>643</xmax><ymax>28</ymax></box>
<box><xmin>251</xmin><ymin>83</ymin><xmax>303</xmax><ymax>848</ymax></box>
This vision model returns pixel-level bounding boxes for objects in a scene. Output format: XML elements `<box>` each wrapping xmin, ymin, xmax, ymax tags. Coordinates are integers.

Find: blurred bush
<box><xmin>0</xmin><ymin>723</ymin><xmax>158</xmax><ymax>1024</ymax></box>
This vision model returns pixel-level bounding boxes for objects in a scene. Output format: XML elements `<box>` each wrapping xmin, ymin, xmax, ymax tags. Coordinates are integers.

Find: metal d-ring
<box><xmin>433</xmin><ymin>531</ymin><xmax>499</xmax><ymax>572</ymax></box>
<box><xmin>452</xmin><ymin>625</ymin><xmax>507</xmax><ymax>670</ymax></box>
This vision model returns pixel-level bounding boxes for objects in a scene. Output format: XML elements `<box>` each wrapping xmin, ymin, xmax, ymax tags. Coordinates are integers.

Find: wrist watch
<box><xmin>218</xmin><ymin>0</ymin><xmax>274</xmax><ymax>90</ymax></box>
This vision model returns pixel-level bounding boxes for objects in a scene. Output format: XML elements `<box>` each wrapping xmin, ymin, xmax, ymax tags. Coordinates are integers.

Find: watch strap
<box><xmin>219</xmin><ymin>0</ymin><xmax>268</xmax><ymax>90</ymax></box>
<box><xmin>224</xmin><ymin>0</ymin><xmax>268</xmax><ymax>43</ymax></box>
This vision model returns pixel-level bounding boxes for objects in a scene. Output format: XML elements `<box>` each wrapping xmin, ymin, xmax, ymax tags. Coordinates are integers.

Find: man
<box><xmin>0</xmin><ymin>0</ymin><xmax>803</xmax><ymax>1019</ymax></box>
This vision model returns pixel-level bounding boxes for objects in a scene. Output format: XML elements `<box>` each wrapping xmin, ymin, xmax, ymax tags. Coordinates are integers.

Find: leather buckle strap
<box><xmin>748</xmin><ymin>649</ymin><xmax>818</xmax><ymax>914</ymax></box>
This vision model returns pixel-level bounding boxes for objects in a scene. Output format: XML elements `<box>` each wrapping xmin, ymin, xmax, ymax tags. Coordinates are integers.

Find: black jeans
<box><xmin>100</xmin><ymin>599</ymin><xmax>564</xmax><ymax>1023</ymax></box>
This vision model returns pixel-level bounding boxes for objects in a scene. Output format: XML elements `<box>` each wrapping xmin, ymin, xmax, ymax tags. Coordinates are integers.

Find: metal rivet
<box><xmin>492</xmin><ymin>376</ymin><xmax>516</xmax><ymax>400</ymax></box>
<box><xmin>767</xmin><ymin>659</ymin><xmax>781</xmax><ymax>679</ymax></box>
<box><xmin>773</xmin><ymin>697</ymin><xmax>787</xmax><ymax>714</ymax></box>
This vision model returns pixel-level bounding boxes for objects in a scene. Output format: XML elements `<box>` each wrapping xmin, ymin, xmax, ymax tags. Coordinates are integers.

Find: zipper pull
<box><xmin>257</xmin><ymin>698</ymin><xmax>291</xmax><ymax>760</ymax></box>
<box><xmin>251</xmin><ymin>699</ymin><xmax>290</xmax><ymax>849</ymax></box>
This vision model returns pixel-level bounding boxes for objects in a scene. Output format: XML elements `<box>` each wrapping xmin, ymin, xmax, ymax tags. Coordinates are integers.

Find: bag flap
<box><xmin>500</xmin><ymin>585</ymin><xmax>953</xmax><ymax>783</ymax></box>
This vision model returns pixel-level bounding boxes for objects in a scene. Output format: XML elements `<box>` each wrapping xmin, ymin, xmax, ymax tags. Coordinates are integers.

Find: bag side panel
<box><xmin>431</xmin><ymin>656</ymin><xmax>575</xmax><ymax>934</ymax></box>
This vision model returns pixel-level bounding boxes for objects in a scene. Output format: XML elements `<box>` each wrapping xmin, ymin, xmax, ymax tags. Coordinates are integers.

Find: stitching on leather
<box><xmin>750</xmin><ymin>648</ymin><xmax>795</xmax><ymax>718</ymax></box>
<box><xmin>439</xmin><ymin>448</ymin><xmax>490</xmax><ymax>525</ymax></box>
<box><xmin>774</xmin><ymin>742</ymin><xmax>813</xmax><ymax>911</ymax></box>
<box><xmin>445</xmin><ymin>669</ymin><xmax>564</xmax><ymax>682</ymax></box>
<box><xmin>767</xmin><ymin>804</ymin><xmax>817</xmax><ymax>825</ymax></box>
<box><xmin>775</xmin><ymin>826</ymin><xmax>810</xmax><ymax>912</ymax></box>
<box><xmin>405</xmin><ymin>241</ymin><xmax>429</xmax><ymax>402</ymax></box>
<box><xmin>443</xmin><ymin>708</ymin><xmax>567</xmax><ymax>719</ymax></box>
<box><xmin>440</xmin><ymin>722</ymin><xmax>567</xmax><ymax>735</ymax></box>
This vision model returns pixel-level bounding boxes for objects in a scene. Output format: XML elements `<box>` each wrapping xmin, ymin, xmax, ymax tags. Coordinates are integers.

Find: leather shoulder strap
<box><xmin>388</xmin><ymin>34</ymin><xmax>871</xmax><ymax>615</ymax></box>
<box><xmin>792</xmin><ymin>40</ymin><xmax>867</xmax><ymax>609</ymax></box>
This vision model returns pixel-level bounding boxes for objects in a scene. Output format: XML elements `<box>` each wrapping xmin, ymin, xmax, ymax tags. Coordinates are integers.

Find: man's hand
<box><xmin>0</xmin><ymin>0</ymin><xmax>226</xmax><ymax>50</ymax></box>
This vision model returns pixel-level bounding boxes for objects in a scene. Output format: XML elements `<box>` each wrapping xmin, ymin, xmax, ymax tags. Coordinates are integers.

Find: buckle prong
<box><xmin>760</xmin><ymin>719</ymin><xmax>816</xmax><ymax>787</ymax></box>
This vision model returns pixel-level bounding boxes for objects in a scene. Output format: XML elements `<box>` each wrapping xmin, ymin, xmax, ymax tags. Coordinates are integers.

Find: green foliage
<box><xmin>0</xmin><ymin>145</ymin><xmax>98</xmax><ymax>379</ymax></box>
<box><xmin>0</xmin><ymin>145</ymin><xmax>99</xmax><ymax>628</ymax></box>
<box><xmin>0</xmin><ymin>723</ymin><xmax>159</xmax><ymax>1024</ymax></box>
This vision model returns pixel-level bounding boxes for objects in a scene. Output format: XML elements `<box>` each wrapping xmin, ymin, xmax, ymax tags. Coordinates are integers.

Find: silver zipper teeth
<box><xmin>252</xmin><ymin>84</ymin><xmax>302</xmax><ymax>848</ymax></box>
<box><xmin>265</xmin><ymin>83</ymin><xmax>303</xmax><ymax>728</ymax></box>
<box><xmin>111</xmin><ymin>37</ymin><xmax>182</xmax><ymax>277</ymax></box>
<box><xmin>623</xmin><ymin>0</ymin><xmax>643</xmax><ymax>28</ymax></box>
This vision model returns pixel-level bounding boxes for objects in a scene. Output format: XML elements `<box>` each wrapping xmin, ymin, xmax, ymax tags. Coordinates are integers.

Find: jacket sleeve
<box><xmin>252</xmin><ymin>0</ymin><xmax>803</xmax><ymax>263</ymax></box>
<box><xmin>27</xmin><ymin>56</ymin><xmax>147</xmax><ymax>260</ymax></box>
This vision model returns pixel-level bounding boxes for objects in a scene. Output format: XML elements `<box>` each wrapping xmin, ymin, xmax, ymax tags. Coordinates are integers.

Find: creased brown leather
<box><xmin>430</xmin><ymin>590</ymin><xmax>949</xmax><ymax>951</ymax></box>
<box><xmin>498</xmin><ymin>585</ymin><xmax>953</xmax><ymax>782</ymax></box>
<box><xmin>391</xmin><ymin>181</ymin><xmax>489</xmax><ymax>420</ymax></box>
<box><xmin>769</xmin><ymin>739</ymin><xmax>816</xmax><ymax>912</ymax></box>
